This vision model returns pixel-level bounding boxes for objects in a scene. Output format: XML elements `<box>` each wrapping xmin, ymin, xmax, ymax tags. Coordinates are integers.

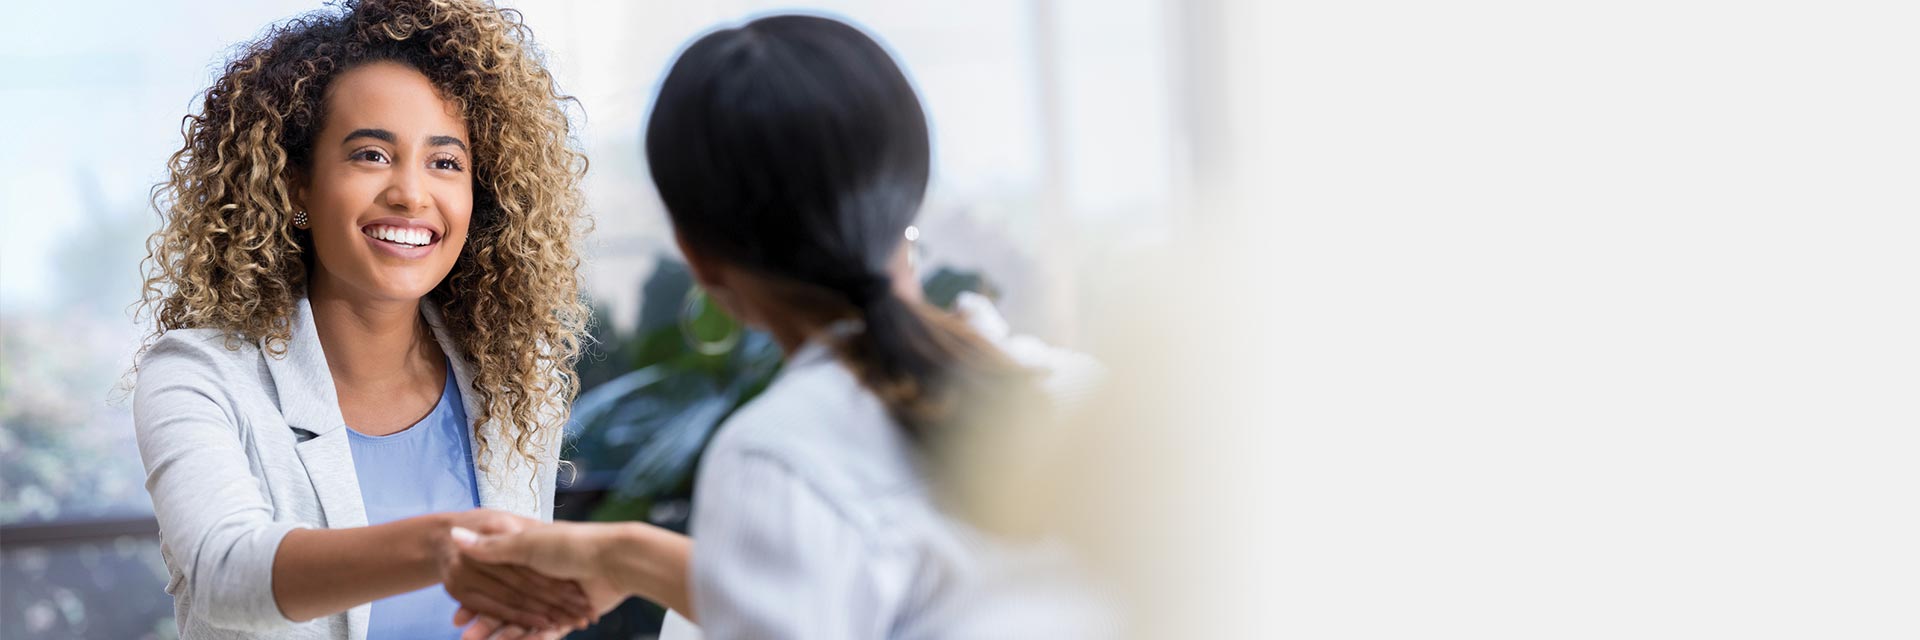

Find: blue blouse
<box><xmin>347</xmin><ymin>365</ymin><xmax>479</xmax><ymax>639</ymax></box>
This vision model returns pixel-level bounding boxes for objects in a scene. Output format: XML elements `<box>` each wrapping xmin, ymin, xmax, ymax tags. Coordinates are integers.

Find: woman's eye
<box><xmin>351</xmin><ymin>149</ymin><xmax>389</xmax><ymax>163</ymax></box>
<box><xmin>431</xmin><ymin>157</ymin><xmax>465</xmax><ymax>171</ymax></box>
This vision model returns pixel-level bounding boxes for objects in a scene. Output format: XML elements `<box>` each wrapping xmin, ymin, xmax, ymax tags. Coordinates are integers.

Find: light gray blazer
<box><xmin>132</xmin><ymin>296</ymin><xmax>561</xmax><ymax>640</ymax></box>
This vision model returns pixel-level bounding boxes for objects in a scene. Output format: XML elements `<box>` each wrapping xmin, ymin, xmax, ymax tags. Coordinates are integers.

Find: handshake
<box><xmin>437</xmin><ymin>510</ymin><xmax>692</xmax><ymax>640</ymax></box>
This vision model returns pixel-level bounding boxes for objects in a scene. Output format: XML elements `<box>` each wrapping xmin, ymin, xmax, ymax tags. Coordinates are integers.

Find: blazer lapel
<box><xmin>292</xmin><ymin>430</ymin><xmax>372</xmax><ymax>640</ymax></box>
<box><xmin>266</xmin><ymin>297</ymin><xmax>371</xmax><ymax>531</ymax></box>
<box><xmin>422</xmin><ymin>302</ymin><xmax>539</xmax><ymax>517</ymax></box>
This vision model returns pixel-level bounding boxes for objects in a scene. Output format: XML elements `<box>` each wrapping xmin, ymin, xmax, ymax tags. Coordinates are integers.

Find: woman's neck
<box><xmin>723</xmin><ymin>273</ymin><xmax>844</xmax><ymax>356</ymax></box>
<box><xmin>724</xmin><ymin>246</ymin><xmax>925</xmax><ymax>356</ymax></box>
<box><xmin>307</xmin><ymin>276</ymin><xmax>443</xmax><ymax>395</ymax></box>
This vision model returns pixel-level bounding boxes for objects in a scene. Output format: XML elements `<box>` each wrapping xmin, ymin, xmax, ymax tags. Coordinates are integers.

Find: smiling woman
<box><xmin>299</xmin><ymin>62</ymin><xmax>476</xmax><ymax>310</ymax></box>
<box><xmin>130</xmin><ymin>1</ymin><xmax>594</xmax><ymax>639</ymax></box>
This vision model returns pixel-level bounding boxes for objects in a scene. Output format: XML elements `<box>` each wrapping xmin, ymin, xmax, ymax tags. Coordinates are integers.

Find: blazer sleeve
<box><xmin>133</xmin><ymin>335</ymin><xmax>301</xmax><ymax>631</ymax></box>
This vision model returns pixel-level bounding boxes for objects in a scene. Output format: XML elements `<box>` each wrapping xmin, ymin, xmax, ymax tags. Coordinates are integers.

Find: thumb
<box><xmin>449</xmin><ymin>526</ymin><xmax>481</xmax><ymax>549</ymax></box>
<box><xmin>454</xmin><ymin>527</ymin><xmax>523</xmax><ymax>565</ymax></box>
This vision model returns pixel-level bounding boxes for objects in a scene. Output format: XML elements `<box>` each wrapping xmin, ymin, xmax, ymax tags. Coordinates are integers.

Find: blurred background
<box><xmin>11</xmin><ymin>0</ymin><xmax>1919</xmax><ymax>638</ymax></box>
<box><xmin>0</xmin><ymin>0</ymin><xmax>1240</xmax><ymax>637</ymax></box>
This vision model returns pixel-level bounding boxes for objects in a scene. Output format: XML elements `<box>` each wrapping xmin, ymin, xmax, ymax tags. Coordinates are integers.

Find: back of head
<box><xmin>645</xmin><ymin>14</ymin><xmax>1035</xmax><ymax>443</ymax></box>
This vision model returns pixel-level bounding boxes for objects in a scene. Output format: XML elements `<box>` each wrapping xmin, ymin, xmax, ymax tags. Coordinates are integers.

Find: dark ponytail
<box><xmin>846</xmin><ymin>285</ymin><xmax>1037</xmax><ymax>440</ymax></box>
<box><xmin>645</xmin><ymin>15</ymin><xmax>1036</xmax><ymax>441</ymax></box>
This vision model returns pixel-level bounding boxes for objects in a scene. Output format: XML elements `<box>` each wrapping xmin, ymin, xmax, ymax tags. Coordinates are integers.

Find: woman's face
<box><xmin>298</xmin><ymin>61</ymin><xmax>473</xmax><ymax>305</ymax></box>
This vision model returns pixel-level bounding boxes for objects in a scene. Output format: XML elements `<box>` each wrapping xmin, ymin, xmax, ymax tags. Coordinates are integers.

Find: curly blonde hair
<box><xmin>138</xmin><ymin>0</ymin><xmax>590</xmax><ymax>476</ymax></box>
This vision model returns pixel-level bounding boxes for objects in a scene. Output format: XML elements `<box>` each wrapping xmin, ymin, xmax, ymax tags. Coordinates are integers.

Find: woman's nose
<box><xmin>384</xmin><ymin>164</ymin><xmax>431</xmax><ymax>212</ymax></box>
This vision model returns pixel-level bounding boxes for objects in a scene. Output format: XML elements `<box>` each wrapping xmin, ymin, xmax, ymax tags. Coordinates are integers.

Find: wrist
<box><xmin>411</xmin><ymin>513</ymin><xmax>458</xmax><ymax>578</ymax></box>
<box><xmin>591</xmin><ymin>524</ymin><xmax>637</xmax><ymax>579</ymax></box>
<box><xmin>609</xmin><ymin>523</ymin><xmax>691</xmax><ymax>609</ymax></box>
<box><xmin>586</xmin><ymin>524</ymin><xmax>638</xmax><ymax>592</ymax></box>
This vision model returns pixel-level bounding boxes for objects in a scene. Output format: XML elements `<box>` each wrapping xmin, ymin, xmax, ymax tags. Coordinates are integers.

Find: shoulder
<box><xmin>708</xmin><ymin>359</ymin><xmax>866</xmax><ymax>453</ymax></box>
<box><xmin>137</xmin><ymin>329</ymin><xmax>265</xmax><ymax>388</ymax></box>
<box><xmin>134</xmin><ymin>329</ymin><xmax>272</xmax><ymax>418</ymax></box>
<box><xmin>697</xmin><ymin>358</ymin><xmax>923</xmax><ymax>527</ymax></box>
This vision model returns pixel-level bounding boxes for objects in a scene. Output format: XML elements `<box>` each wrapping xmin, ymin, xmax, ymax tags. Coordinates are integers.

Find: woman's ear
<box><xmin>287</xmin><ymin>170</ymin><xmax>309</xmax><ymax>212</ymax></box>
<box><xmin>674</xmin><ymin>230</ymin><xmax>725</xmax><ymax>291</ymax></box>
<box><xmin>674</xmin><ymin>230</ymin><xmax>757</xmax><ymax>326</ymax></box>
<box><xmin>887</xmin><ymin>238</ymin><xmax>924</xmax><ymax>304</ymax></box>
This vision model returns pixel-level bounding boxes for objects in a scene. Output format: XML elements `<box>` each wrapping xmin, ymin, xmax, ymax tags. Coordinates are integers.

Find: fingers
<box><xmin>499</xmin><ymin>564</ymin><xmax>593</xmax><ymax>625</ymax></box>
<box><xmin>494</xmin><ymin>623</ymin><xmax>572</xmax><ymax>640</ymax></box>
<box><xmin>461</xmin><ymin>508</ymin><xmax>535</xmax><ymax>536</ymax></box>
<box><xmin>461</xmin><ymin>614</ymin><xmax>504</xmax><ymax>640</ymax></box>
<box><xmin>451</xmin><ymin>526</ymin><xmax>481</xmax><ymax>548</ymax></box>
<box><xmin>453</xmin><ymin>606</ymin><xmax>476</xmax><ymax>627</ymax></box>
<box><xmin>454</xmin><ymin>531</ymin><xmax>591</xmax><ymax>624</ymax></box>
<box><xmin>474</xmin><ymin>507</ymin><xmax>541</xmax><ymax>534</ymax></box>
<box><xmin>463</xmin><ymin>615</ymin><xmax>577</xmax><ymax>640</ymax></box>
<box><xmin>472</xmin><ymin>561</ymin><xmax>589</xmax><ymax>623</ymax></box>
<box><xmin>459</xmin><ymin>530</ymin><xmax>530</xmax><ymax>566</ymax></box>
<box><xmin>448</xmin><ymin>563</ymin><xmax>566</xmax><ymax>629</ymax></box>
<box><xmin>451</xmin><ymin>587</ymin><xmax>549</xmax><ymax>631</ymax></box>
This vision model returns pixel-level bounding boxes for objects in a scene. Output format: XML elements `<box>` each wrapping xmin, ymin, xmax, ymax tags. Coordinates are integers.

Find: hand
<box><xmin>458</xmin><ymin>520</ymin><xmax>605</xmax><ymax>581</ymax></box>
<box><xmin>454</xmin><ymin>608</ymin><xmax>569</xmax><ymax>640</ymax></box>
<box><xmin>453</xmin><ymin>575</ymin><xmax>626</xmax><ymax>640</ymax></box>
<box><xmin>436</xmin><ymin>510</ymin><xmax>594</xmax><ymax>630</ymax></box>
<box><xmin>434</xmin><ymin>509</ymin><xmax>533</xmax><ymax>577</ymax></box>
<box><xmin>452</xmin><ymin>522</ymin><xmax>633</xmax><ymax>639</ymax></box>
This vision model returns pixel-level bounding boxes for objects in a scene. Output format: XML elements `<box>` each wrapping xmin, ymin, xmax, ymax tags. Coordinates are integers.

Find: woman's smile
<box><xmin>360</xmin><ymin>218</ymin><xmax>444</xmax><ymax>259</ymax></box>
<box><xmin>297</xmin><ymin>61</ymin><xmax>475</xmax><ymax>297</ymax></box>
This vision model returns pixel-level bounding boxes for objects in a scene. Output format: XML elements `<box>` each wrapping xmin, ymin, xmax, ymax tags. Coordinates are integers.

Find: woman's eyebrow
<box><xmin>343</xmin><ymin>128</ymin><xmax>396</xmax><ymax>145</ymax></box>
<box><xmin>428</xmin><ymin>135</ymin><xmax>468</xmax><ymax>152</ymax></box>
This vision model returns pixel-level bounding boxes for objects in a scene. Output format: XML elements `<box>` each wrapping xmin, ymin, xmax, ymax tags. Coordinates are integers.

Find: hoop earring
<box><xmin>681</xmin><ymin>287</ymin><xmax>742</xmax><ymax>356</ymax></box>
<box><xmin>292</xmin><ymin>209</ymin><xmax>309</xmax><ymax>229</ymax></box>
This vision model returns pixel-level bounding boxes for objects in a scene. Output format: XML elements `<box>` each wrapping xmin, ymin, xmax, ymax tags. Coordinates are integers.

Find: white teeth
<box><xmin>367</xmin><ymin>225</ymin><xmax>431</xmax><ymax>247</ymax></box>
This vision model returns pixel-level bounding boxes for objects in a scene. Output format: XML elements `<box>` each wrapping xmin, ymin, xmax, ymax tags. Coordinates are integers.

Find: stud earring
<box><xmin>292</xmin><ymin>209</ymin><xmax>309</xmax><ymax>229</ymax></box>
<box><xmin>904</xmin><ymin>225</ymin><xmax>921</xmax><ymax>273</ymax></box>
